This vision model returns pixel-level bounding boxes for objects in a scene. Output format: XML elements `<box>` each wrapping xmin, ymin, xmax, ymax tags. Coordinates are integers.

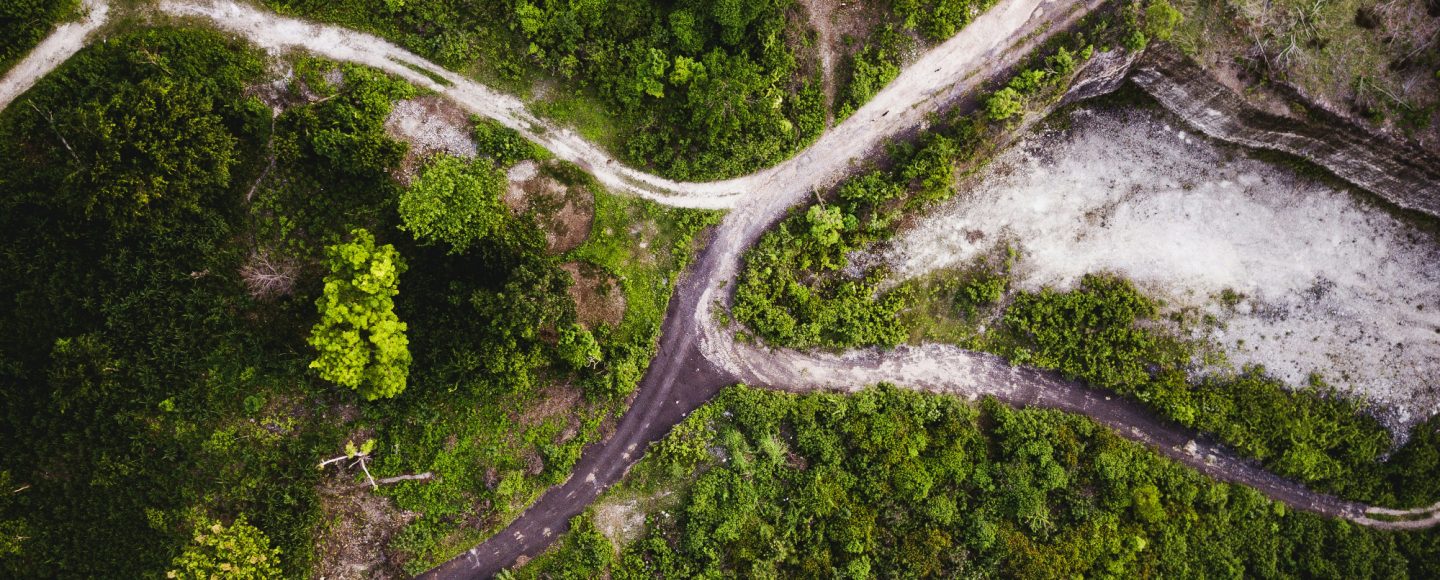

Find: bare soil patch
<box><xmin>875</xmin><ymin>105</ymin><xmax>1440</xmax><ymax>430</ymax></box>
<box><xmin>561</xmin><ymin>261</ymin><xmax>626</xmax><ymax>329</ymax></box>
<box><xmin>505</xmin><ymin>161</ymin><xmax>595</xmax><ymax>253</ymax></box>
<box><xmin>385</xmin><ymin>95</ymin><xmax>477</xmax><ymax>184</ymax></box>
<box><xmin>514</xmin><ymin>383</ymin><xmax>583</xmax><ymax>430</ymax></box>
<box><xmin>592</xmin><ymin>499</ymin><xmax>646</xmax><ymax>549</ymax></box>
<box><xmin>797</xmin><ymin>0</ymin><xmax>892</xmax><ymax>120</ymax></box>
<box><xmin>311</xmin><ymin>476</ymin><xmax>418</xmax><ymax>580</ymax></box>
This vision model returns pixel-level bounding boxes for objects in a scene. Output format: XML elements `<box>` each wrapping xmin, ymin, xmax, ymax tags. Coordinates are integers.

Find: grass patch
<box><xmin>529</xmin><ymin>90</ymin><xmax>625</xmax><ymax>156</ymax></box>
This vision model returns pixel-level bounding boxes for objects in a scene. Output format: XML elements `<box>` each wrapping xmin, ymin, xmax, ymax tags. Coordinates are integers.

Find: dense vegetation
<box><xmin>264</xmin><ymin>0</ymin><xmax>826</xmax><ymax>180</ymax></box>
<box><xmin>735</xmin><ymin>20</ymin><xmax>1106</xmax><ymax>349</ymax></box>
<box><xmin>0</xmin><ymin>0</ymin><xmax>78</xmax><ymax>73</ymax></box>
<box><xmin>522</xmin><ymin>385</ymin><xmax>1440</xmax><ymax>578</ymax></box>
<box><xmin>0</xmin><ymin>26</ymin><xmax>714</xmax><ymax>576</ymax></box>
<box><xmin>0</xmin><ymin>29</ymin><xmax>312</xmax><ymax>576</ymax></box>
<box><xmin>732</xmin><ymin>0</ymin><xmax>1440</xmax><ymax>512</ymax></box>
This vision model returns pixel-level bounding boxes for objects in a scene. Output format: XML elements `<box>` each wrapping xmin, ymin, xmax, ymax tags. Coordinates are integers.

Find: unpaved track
<box><xmin>0</xmin><ymin>0</ymin><xmax>108</xmax><ymax>111</ymax></box>
<box><xmin>2</xmin><ymin>1</ymin><xmax>1436</xmax><ymax>578</ymax></box>
<box><xmin>162</xmin><ymin>0</ymin><xmax>1061</xmax><ymax>212</ymax></box>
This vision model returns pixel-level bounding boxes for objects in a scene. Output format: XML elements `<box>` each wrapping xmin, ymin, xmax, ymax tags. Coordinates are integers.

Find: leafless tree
<box><xmin>240</xmin><ymin>250</ymin><xmax>298</xmax><ymax>300</ymax></box>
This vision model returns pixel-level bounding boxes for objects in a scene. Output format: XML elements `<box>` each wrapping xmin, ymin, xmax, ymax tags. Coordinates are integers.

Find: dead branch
<box><xmin>317</xmin><ymin>453</ymin><xmax>360</xmax><ymax>469</ymax></box>
<box><xmin>245</xmin><ymin>117</ymin><xmax>278</xmax><ymax>203</ymax></box>
<box><xmin>353</xmin><ymin>457</ymin><xmax>378</xmax><ymax>490</ymax></box>
<box><xmin>27</xmin><ymin>102</ymin><xmax>80</xmax><ymax>164</ymax></box>
<box><xmin>375</xmin><ymin>472</ymin><xmax>436</xmax><ymax>485</ymax></box>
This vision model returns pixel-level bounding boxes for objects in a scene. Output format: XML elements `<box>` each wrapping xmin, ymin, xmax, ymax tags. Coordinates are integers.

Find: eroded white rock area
<box><xmin>876</xmin><ymin>106</ymin><xmax>1440</xmax><ymax>427</ymax></box>
<box><xmin>384</xmin><ymin>96</ymin><xmax>476</xmax><ymax>159</ymax></box>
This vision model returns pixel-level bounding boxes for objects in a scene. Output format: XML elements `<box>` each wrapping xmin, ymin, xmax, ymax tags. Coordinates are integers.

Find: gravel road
<box><xmin>2</xmin><ymin>2</ymin><xmax>1435</xmax><ymax>578</ymax></box>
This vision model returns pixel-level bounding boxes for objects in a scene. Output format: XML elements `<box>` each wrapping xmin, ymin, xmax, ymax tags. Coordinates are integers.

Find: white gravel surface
<box><xmin>874</xmin><ymin>107</ymin><xmax>1440</xmax><ymax>426</ymax></box>
<box><xmin>384</xmin><ymin>97</ymin><xmax>476</xmax><ymax>159</ymax></box>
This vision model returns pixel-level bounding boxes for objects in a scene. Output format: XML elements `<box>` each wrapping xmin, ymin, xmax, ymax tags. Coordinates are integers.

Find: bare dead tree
<box><xmin>319</xmin><ymin>439</ymin><xmax>379</xmax><ymax>490</ymax></box>
<box><xmin>239</xmin><ymin>250</ymin><xmax>299</xmax><ymax>301</ymax></box>
<box><xmin>26</xmin><ymin>102</ymin><xmax>80</xmax><ymax>164</ymax></box>
<box><xmin>376</xmin><ymin>473</ymin><xmax>436</xmax><ymax>485</ymax></box>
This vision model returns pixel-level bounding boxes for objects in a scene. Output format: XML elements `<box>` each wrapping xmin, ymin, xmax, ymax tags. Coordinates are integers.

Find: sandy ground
<box><xmin>0</xmin><ymin>0</ymin><xmax>108</xmax><ymax>110</ymax></box>
<box><xmin>869</xmin><ymin>106</ymin><xmax>1440</xmax><ymax>429</ymax></box>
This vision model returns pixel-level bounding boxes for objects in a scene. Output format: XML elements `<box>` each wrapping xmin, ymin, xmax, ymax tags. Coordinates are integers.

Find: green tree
<box><xmin>636</xmin><ymin>47</ymin><xmax>670</xmax><ymax>99</ymax></box>
<box><xmin>1144</xmin><ymin>0</ymin><xmax>1183</xmax><ymax>42</ymax></box>
<box><xmin>669</xmin><ymin>9</ymin><xmax>703</xmax><ymax>53</ymax></box>
<box><xmin>557</xmin><ymin>323</ymin><xmax>602</xmax><ymax>370</ymax></box>
<box><xmin>806</xmin><ymin>204</ymin><xmax>846</xmax><ymax>247</ymax></box>
<box><xmin>985</xmin><ymin>87</ymin><xmax>1025</xmax><ymax>121</ymax></box>
<box><xmin>398</xmin><ymin>154</ymin><xmax>507</xmax><ymax>253</ymax></box>
<box><xmin>670</xmin><ymin>56</ymin><xmax>704</xmax><ymax>85</ymax></box>
<box><xmin>308</xmin><ymin>229</ymin><xmax>412</xmax><ymax>400</ymax></box>
<box><xmin>166</xmin><ymin>516</ymin><xmax>281</xmax><ymax>579</ymax></box>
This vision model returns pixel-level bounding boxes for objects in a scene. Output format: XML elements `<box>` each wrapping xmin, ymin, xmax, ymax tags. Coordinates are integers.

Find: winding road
<box><xmin>2</xmin><ymin>1</ymin><xmax>1438</xmax><ymax>578</ymax></box>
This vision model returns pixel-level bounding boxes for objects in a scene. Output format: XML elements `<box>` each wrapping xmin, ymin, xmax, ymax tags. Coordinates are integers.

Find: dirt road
<box><xmin>0</xmin><ymin>0</ymin><xmax>108</xmax><ymax>111</ymax></box>
<box><xmin>2</xmin><ymin>1</ymin><xmax>1436</xmax><ymax>578</ymax></box>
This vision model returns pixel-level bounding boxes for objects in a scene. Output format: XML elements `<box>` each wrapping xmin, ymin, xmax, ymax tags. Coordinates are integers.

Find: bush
<box><xmin>1144</xmin><ymin>0</ymin><xmax>1183</xmax><ymax>43</ymax></box>
<box><xmin>1003</xmin><ymin>274</ymin><xmax>1183</xmax><ymax>394</ymax></box>
<box><xmin>398</xmin><ymin>154</ymin><xmax>508</xmax><ymax>253</ymax></box>
<box><xmin>167</xmin><ymin>516</ymin><xmax>282</xmax><ymax>580</ymax></box>
<box><xmin>985</xmin><ymin>87</ymin><xmax>1025</xmax><ymax>121</ymax></box>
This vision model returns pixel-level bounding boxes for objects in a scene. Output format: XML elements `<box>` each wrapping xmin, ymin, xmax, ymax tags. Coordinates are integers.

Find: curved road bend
<box><xmin>423</xmin><ymin>0</ymin><xmax>1115</xmax><ymax>576</ymax></box>
<box><xmin>2</xmin><ymin>1</ymin><xmax>1437</xmax><ymax>578</ymax></box>
<box><xmin>426</xmin><ymin>0</ymin><xmax>1436</xmax><ymax>578</ymax></box>
<box><xmin>11</xmin><ymin>0</ymin><xmax>1100</xmax><ymax>212</ymax></box>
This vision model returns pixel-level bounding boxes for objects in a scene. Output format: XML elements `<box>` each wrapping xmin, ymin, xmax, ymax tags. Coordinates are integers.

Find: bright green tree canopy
<box><xmin>166</xmin><ymin>516</ymin><xmax>281</xmax><ymax>580</ymax></box>
<box><xmin>398</xmin><ymin>154</ymin><xmax>507</xmax><ymax>254</ymax></box>
<box><xmin>308</xmin><ymin>228</ymin><xmax>412</xmax><ymax>400</ymax></box>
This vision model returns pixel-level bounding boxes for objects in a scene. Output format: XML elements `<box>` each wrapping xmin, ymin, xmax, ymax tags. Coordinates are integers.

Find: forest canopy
<box><xmin>522</xmin><ymin>385</ymin><xmax>1440</xmax><ymax>579</ymax></box>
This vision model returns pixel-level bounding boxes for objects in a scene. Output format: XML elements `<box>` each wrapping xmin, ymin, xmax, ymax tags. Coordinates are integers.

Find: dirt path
<box><xmin>797</xmin><ymin>0</ymin><xmax>838</xmax><ymax>121</ymax></box>
<box><xmin>3</xmin><ymin>1</ymin><xmax>1438</xmax><ymax>577</ymax></box>
<box><xmin>0</xmin><ymin>0</ymin><xmax>109</xmax><ymax>111</ymax></box>
<box><xmin>4</xmin><ymin>0</ymin><xmax>1085</xmax><ymax>211</ymax></box>
<box><xmin>161</xmin><ymin>0</ymin><xmax>1099</xmax><ymax>213</ymax></box>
